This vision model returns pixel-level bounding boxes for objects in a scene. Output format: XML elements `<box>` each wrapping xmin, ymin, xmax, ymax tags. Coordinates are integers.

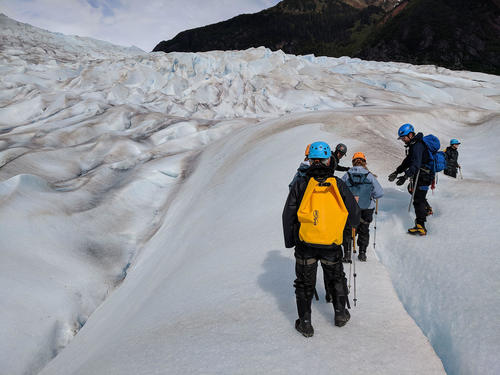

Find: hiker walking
<box><xmin>289</xmin><ymin>144</ymin><xmax>348</xmax><ymax>303</ymax></box>
<box><xmin>388</xmin><ymin>123</ymin><xmax>435</xmax><ymax>236</ymax></box>
<box><xmin>444</xmin><ymin>139</ymin><xmax>461</xmax><ymax>178</ymax></box>
<box><xmin>341</xmin><ymin>152</ymin><xmax>384</xmax><ymax>262</ymax></box>
<box><xmin>283</xmin><ymin>141</ymin><xmax>360</xmax><ymax>337</ymax></box>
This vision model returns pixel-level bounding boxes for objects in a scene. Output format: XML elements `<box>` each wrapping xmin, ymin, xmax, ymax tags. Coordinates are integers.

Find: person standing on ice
<box><xmin>341</xmin><ymin>152</ymin><xmax>384</xmax><ymax>262</ymax></box>
<box><xmin>289</xmin><ymin>144</ymin><xmax>344</xmax><ymax>303</ymax></box>
<box><xmin>283</xmin><ymin>141</ymin><xmax>360</xmax><ymax>337</ymax></box>
<box><xmin>388</xmin><ymin>123</ymin><xmax>435</xmax><ymax>236</ymax></box>
<box><xmin>444</xmin><ymin>139</ymin><xmax>461</xmax><ymax>178</ymax></box>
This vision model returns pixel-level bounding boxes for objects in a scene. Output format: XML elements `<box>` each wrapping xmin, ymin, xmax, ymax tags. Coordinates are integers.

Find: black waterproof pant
<box><xmin>294</xmin><ymin>243</ymin><xmax>347</xmax><ymax>318</ymax></box>
<box><xmin>444</xmin><ymin>167</ymin><xmax>457</xmax><ymax>178</ymax></box>
<box><xmin>341</xmin><ymin>225</ymin><xmax>352</xmax><ymax>260</ymax></box>
<box><xmin>413</xmin><ymin>188</ymin><xmax>429</xmax><ymax>226</ymax></box>
<box><xmin>357</xmin><ymin>209</ymin><xmax>374</xmax><ymax>251</ymax></box>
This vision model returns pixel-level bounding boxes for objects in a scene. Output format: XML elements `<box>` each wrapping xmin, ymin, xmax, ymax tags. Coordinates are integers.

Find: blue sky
<box><xmin>0</xmin><ymin>0</ymin><xmax>281</xmax><ymax>51</ymax></box>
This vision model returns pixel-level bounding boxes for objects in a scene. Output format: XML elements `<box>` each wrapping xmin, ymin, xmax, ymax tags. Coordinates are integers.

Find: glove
<box><xmin>396</xmin><ymin>176</ymin><xmax>407</xmax><ymax>186</ymax></box>
<box><xmin>388</xmin><ymin>171</ymin><xmax>398</xmax><ymax>182</ymax></box>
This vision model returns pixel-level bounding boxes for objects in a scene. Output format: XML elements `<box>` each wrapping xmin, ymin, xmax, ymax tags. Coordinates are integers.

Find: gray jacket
<box><xmin>341</xmin><ymin>166</ymin><xmax>384</xmax><ymax>210</ymax></box>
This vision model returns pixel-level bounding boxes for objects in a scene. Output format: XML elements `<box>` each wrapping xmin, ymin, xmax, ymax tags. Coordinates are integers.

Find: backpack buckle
<box><xmin>318</xmin><ymin>182</ymin><xmax>331</xmax><ymax>187</ymax></box>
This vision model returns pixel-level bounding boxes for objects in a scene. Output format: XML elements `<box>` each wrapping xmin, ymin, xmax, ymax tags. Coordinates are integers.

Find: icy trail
<box><xmin>39</xmin><ymin>112</ymin><xmax>445</xmax><ymax>375</ymax></box>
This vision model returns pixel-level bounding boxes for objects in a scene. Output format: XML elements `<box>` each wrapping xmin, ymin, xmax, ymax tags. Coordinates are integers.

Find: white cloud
<box><xmin>0</xmin><ymin>0</ymin><xmax>281</xmax><ymax>51</ymax></box>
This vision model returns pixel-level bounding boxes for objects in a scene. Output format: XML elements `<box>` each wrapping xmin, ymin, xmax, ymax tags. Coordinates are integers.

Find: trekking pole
<box><xmin>348</xmin><ymin>260</ymin><xmax>352</xmax><ymax>292</ymax></box>
<box><xmin>459</xmin><ymin>166</ymin><xmax>463</xmax><ymax>179</ymax></box>
<box><xmin>352</xmin><ymin>227</ymin><xmax>357</xmax><ymax>307</ymax></box>
<box><xmin>408</xmin><ymin>169</ymin><xmax>421</xmax><ymax>212</ymax></box>
<box><xmin>373</xmin><ymin>199</ymin><xmax>378</xmax><ymax>251</ymax></box>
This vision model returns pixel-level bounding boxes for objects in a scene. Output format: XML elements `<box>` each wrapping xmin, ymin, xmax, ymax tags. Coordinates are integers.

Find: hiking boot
<box><xmin>408</xmin><ymin>223</ymin><xmax>427</xmax><ymax>236</ymax></box>
<box><xmin>334</xmin><ymin>308</ymin><xmax>351</xmax><ymax>327</ymax></box>
<box><xmin>342</xmin><ymin>240</ymin><xmax>352</xmax><ymax>263</ymax></box>
<box><xmin>333</xmin><ymin>296</ymin><xmax>351</xmax><ymax>327</ymax></box>
<box><xmin>295</xmin><ymin>318</ymin><xmax>314</xmax><ymax>337</ymax></box>
<box><xmin>358</xmin><ymin>251</ymin><xmax>367</xmax><ymax>262</ymax></box>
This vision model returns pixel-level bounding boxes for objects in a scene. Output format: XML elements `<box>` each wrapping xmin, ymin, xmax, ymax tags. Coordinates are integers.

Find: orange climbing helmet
<box><xmin>305</xmin><ymin>144</ymin><xmax>311</xmax><ymax>156</ymax></box>
<box><xmin>352</xmin><ymin>152</ymin><xmax>366</xmax><ymax>161</ymax></box>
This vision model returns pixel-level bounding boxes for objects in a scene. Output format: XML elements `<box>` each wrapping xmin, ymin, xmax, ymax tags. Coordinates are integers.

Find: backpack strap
<box><xmin>347</xmin><ymin>172</ymin><xmax>355</xmax><ymax>187</ymax></box>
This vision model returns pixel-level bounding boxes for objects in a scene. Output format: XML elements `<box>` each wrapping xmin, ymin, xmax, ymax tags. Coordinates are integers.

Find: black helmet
<box><xmin>335</xmin><ymin>143</ymin><xmax>347</xmax><ymax>156</ymax></box>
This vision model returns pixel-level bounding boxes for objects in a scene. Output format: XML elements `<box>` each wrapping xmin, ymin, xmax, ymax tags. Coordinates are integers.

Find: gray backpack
<box><xmin>346</xmin><ymin>171</ymin><xmax>372</xmax><ymax>209</ymax></box>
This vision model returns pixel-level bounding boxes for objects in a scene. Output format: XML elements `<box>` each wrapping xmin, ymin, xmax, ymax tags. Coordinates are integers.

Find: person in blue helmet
<box><xmin>289</xmin><ymin>144</ymin><xmax>345</xmax><ymax>303</ymax></box>
<box><xmin>283</xmin><ymin>141</ymin><xmax>360</xmax><ymax>337</ymax></box>
<box><xmin>444</xmin><ymin>139</ymin><xmax>461</xmax><ymax>178</ymax></box>
<box><xmin>289</xmin><ymin>142</ymin><xmax>348</xmax><ymax>190</ymax></box>
<box><xmin>388</xmin><ymin>123</ymin><xmax>434</xmax><ymax>236</ymax></box>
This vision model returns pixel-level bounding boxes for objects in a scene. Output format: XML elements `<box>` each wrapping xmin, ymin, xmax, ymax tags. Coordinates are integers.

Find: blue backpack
<box><xmin>422</xmin><ymin>134</ymin><xmax>447</xmax><ymax>173</ymax></box>
<box><xmin>346</xmin><ymin>172</ymin><xmax>372</xmax><ymax>210</ymax></box>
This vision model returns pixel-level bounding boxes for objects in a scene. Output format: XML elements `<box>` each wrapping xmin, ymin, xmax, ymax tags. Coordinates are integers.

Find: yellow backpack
<box><xmin>297</xmin><ymin>177</ymin><xmax>348</xmax><ymax>246</ymax></box>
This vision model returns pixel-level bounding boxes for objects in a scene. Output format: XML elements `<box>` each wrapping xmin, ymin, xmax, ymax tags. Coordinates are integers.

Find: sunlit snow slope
<box><xmin>1</xmin><ymin>14</ymin><xmax>499</xmax><ymax>375</ymax></box>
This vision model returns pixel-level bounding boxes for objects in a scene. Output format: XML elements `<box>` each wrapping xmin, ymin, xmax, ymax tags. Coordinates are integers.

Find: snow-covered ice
<box><xmin>0</xmin><ymin>14</ymin><xmax>499</xmax><ymax>375</ymax></box>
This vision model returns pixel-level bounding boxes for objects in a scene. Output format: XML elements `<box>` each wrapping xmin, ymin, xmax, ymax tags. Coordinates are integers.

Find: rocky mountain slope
<box><xmin>153</xmin><ymin>0</ymin><xmax>500</xmax><ymax>74</ymax></box>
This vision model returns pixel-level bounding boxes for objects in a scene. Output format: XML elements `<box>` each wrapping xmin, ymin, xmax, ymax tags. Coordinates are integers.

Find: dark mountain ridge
<box><xmin>153</xmin><ymin>0</ymin><xmax>500</xmax><ymax>75</ymax></box>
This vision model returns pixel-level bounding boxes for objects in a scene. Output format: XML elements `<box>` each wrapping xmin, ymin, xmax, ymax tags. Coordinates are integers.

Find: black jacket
<box><xmin>282</xmin><ymin>164</ymin><xmax>361</xmax><ymax>249</ymax></box>
<box><xmin>330</xmin><ymin>153</ymin><xmax>350</xmax><ymax>173</ymax></box>
<box><xmin>395</xmin><ymin>132</ymin><xmax>434</xmax><ymax>179</ymax></box>
<box><xmin>444</xmin><ymin>147</ymin><xmax>459</xmax><ymax>169</ymax></box>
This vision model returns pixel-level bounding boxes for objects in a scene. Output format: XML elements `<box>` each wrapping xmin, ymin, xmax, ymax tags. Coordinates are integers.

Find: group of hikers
<box><xmin>282</xmin><ymin>123</ymin><xmax>461</xmax><ymax>337</ymax></box>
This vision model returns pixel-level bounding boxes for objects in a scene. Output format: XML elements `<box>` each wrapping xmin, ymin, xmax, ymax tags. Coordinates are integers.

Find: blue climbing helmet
<box><xmin>398</xmin><ymin>123</ymin><xmax>415</xmax><ymax>139</ymax></box>
<box><xmin>308</xmin><ymin>141</ymin><xmax>331</xmax><ymax>159</ymax></box>
<box><xmin>450</xmin><ymin>138</ymin><xmax>461</xmax><ymax>145</ymax></box>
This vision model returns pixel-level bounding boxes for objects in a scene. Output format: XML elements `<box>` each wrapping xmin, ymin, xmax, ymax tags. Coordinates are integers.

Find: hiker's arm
<box><xmin>395</xmin><ymin>152</ymin><xmax>411</xmax><ymax>175</ymax></box>
<box><xmin>282</xmin><ymin>183</ymin><xmax>299</xmax><ymax>248</ymax></box>
<box><xmin>404</xmin><ymin>142</ymin><xmax>424</xmax><ymax>178</ymax></box>
<box><xmin>336</xmin><ymin>164</ymin><xmax>350</xmax><ymax>172</ymax></box>
<box><xmin>370</xmin><ymin>175</ymin><xmax>384</xmax><ymax>200</ymax></box>
<box><xmin>288</xmin><ymin>172</ymin><xmax>299</xmax><ymax>191</ymax></box>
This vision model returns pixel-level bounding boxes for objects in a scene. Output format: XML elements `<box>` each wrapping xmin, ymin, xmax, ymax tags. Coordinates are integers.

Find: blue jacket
<box><xmin>341</xmin><ymin>166</ymin><xmax>384</xmax><ymax>210</ymax></box>
<box><xmin>395</xmin><ymin>132</ymin><xmax>433</xmax><ymax>178</ymax></box>
<box><xmin>395</xmin><ymin>132</ymin><xmax>435</xmax><ymax>190</ymax></box>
